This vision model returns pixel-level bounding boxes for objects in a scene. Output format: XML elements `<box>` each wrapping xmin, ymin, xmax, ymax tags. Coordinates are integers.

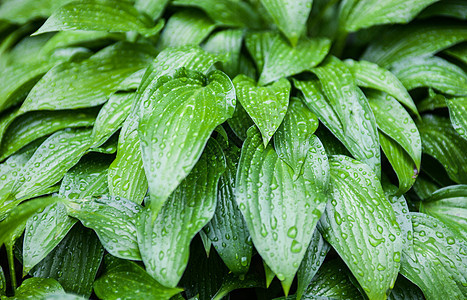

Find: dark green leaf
<box><xmin>137</xmin><ymin>139</ymin><xmax>225</xmax><ymax>287</ymax></box>
<box><xmin>31</xmin><ymin>225</ymin><xmax>104</xmax><ymax>298</ymax></box>
<box><xmin>388</xmin><ymin>275</ymin><xmax>424</xmax><ymax>300</ymax></box>
<box><xmin>233</xmin><ymin>75</ymin><xmax>290</xmax><ymax>146</ymax></box>
<box><xmin>9</xmin><ymin>278</ymin><xmax>64</xmax><ymax>299</ymax></box>
<box><xmin>318</xmin><ymin>155</ymin><xmax>402</xmax><ymax>300</ymax></box>
<box><xmin>446</xmin><ymin>96</ymin><xmax>467</xmax><ymax>139</ymax></box>
<box><xmin>212</xmin><ymin>273</ymin><xmax>265</xmax><ymax>300</ymax></box>
<box><xmin>139</xmin><ymin>69</ymin><xmax>234</xmax><ymax>214</ymax></box>
<box><xmin>227</xmin><ymin>101</ymin><xmax>254</xmax><ymax>141</ymax></box>
<box><xmin>236</xmin><ymin>127</ymin><xmax>329</xmax><ymax>294</ymax></box>
<box><xmin>419</xmin><ymin>0</ymin><xmax>467</xmax><ymax>20</ymax></box>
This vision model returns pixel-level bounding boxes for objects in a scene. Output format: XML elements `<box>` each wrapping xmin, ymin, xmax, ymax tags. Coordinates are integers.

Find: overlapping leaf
<box><xmin>0</xmin><ymin>0</ymin><xmax>73</xmax><ymax>24</ymax></box>
<box><xmin>447</xmin><ymin>96</ymin><xmax>467</xmax><ymax>139</ymax></box>
<box><xmin>203</xmin><ymin>29</ymin><xmax>243</xmax><ymax>77</ymax></box>
<box><xmin>9</xmin><ymin>278</ymin><xmax>64</xmax><ymax>299</ymax></box>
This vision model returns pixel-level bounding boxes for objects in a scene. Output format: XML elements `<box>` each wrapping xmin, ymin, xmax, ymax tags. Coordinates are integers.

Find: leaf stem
<box><xmin>5</xmin><ymin>242</ymin><xmax>16</xmax><ymax>293</ymax></box>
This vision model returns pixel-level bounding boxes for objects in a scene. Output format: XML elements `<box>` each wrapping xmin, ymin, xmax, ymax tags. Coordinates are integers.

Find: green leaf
<box><xmin>203</xmin><ymin>29</ymin><xmax>243</xmax><ymax>77</ymax></box>
<box><xmin>31</xmin><ymin>225</ymin><xmax>104</xmax><ymax>298</ymax></box>
<box><xmin>91</xmin><ymin>92</ymin><xmax>133</xmax><ymax>147</ymax></box>
<box><xmin>34</xmin><ymin>0</ymin><xmax>164</xmax><ymax>37</ymax></box>
<box><xmin>274</xmin><ymin>97</ymin><xmax>319</xmax><ymax>178</ymax></box>
<box><xmin>135</xmin><ymin>0</ymin><xmax>169</xmax><ymax>20</ymax></box>
<box><xmin>344</xmin><ymin>59</ymin><xmax>418</xmax><ymax>116</ymax></box>
<box><xmin>419</xmin><ymin>185</ymin><xmax>467</xmax><ymax>239</ymax></box>
<box><xmin>296</xmin><ymin>229</ymin><xmax>330</xmax><ymax>300</ymax></box>
<box><xmin>388</xmin><ymin>275</ymin><xmax>424</xmax><ymax>300</ymax></box>
<box><xmin>263</xmin><ymin>261</ymin><xmax>276</xmax><ymax>288</ymax></box>
<box><xmin>362</xmin><ymin>21</ymin><xmax>467</xmax><ymax>67</ymax></box>
<box><xmin>343</xmin><ymin>0</ymin><xmax>438</xmax><ymax>32</ymax></box>
<box><xmin>236</xmin><ymin>127</ymin><xmax>330</xmax><ymax>294</ymax></box>
<box><xmin>0</xmin><ymin>196</ymin><xmax>58</xmax><ymax>246</ymax></box>
<box><xmin>19</xmin><ymin>42</ymin><xmax>153</xmax><ymax>113</ymax></box>
<box><xmin>0</xmin><ymin>108</ymin><xmax>97</xmax><ymax>161</ymax></box>
<box><xmin>391</xmin><ymin>56</ymin><xmax>467</xmax><ymax>96</ymax></box>
<box><xmin>233</xmin><ymin>75</ymin><xmax>290</xmax><ymax>146</ymax></box>
<box><xmin>0</xmin><ymin>266</ymin><xmax>5</xmax><ymax>296</ymax></box>
<box><xmin>444</xmin><ymin>42</ymin><xmax>467</xmax><ymax>65</ymax></box>
<box><xmin>295</xmin><ymin>59</ymin><xmax>380</xmax><ymax>176</ymax></box>
<box><xmin>260</xmin><ymin>0</ymin><xmax>313</xmax><ymax>46</ymax></box>
<box><xmin>65</xmin><ymin>196</ymin><xmax>142</xmax><ymax>260</ymax></box>
<box><xmin>212</xmin><ymin>273</ymin><xmax>265</xmax><ymax>300</ymax></box>
<box><xmin>447</xmin><ymin>96</ymin><xmax>467</xmax><ymax>139</ymax></box>
<box><xmin>419</xmin><ymin>0</ymin><xmax>467</xmax><ymax>20</ymax></box>
<box><xmin>94</xmin><ymin>256</ymin><xmax>182</xmax><ymax>300</ymax></box>
<box><xmin>259</xmin><ymin>35</ymin><xmax>331</xmax><ymax>85</ymax></box>
<box><xmin>0</xmin><ymin>108</ymin><xmax>20</xmax><ymax>147</ymax></box>
<box><xmin>137</xmin><ymin>139</ymin><xmax>226</xmax><ymax>287</ymax></box>
<box><xmin>227</xmin><ymin>101</ymin><xmax>254</xmax><ymax>141</ymax></box>
<box><xmin>139</xmin><ymin>69</ymin><xmax>235</xmax><ymax>214</ymax></box>
<box><xmin>0</xmin><ymin>0</ymin><xmax>73</xmax><ymax>24</ymax></box>
<box><xmin>245</xmin><ymin>31</ymin><xmax>275</xmax><ymax>74</ymax></box>
<box><xmin>9</xmin><ymin>278</ymin><xmax>64</xmax><ymax>299</ymax></box>
<box><xmin>400</xmin><ymin>213</ymin><xmax>467</xmax><ymax>299</ymax></box>
<box><xmin>417</xmin><ymin>115</ymin><xmax>467</xmax><ymax>183</ymax></box>
<box><xmin>156</xmin><ymin>10</ymin><xmax>216</xmax><ymax>50</ymax></box>
<box><xmin>173</xmin><ymin>0</ymin><xmax>261</xmax><ymax>28</ymax></box>
<box><xmin>318</xmin><ymin>155</ymin><xmax>402</xmax><ymax>300</ymax></box>
<box><xmin>13</xmin><ymin>128</ymin><xmax>93</xmax><ymax>200</ymax></box>
<box><xmin>205</xmin><ymin>143</ymin><xmax>252</xmax><ymax>274</ymax></box>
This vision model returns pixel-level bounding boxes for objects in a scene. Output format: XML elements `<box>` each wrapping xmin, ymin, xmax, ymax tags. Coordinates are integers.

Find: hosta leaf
<box><xmin>417</xmin><ymin>89</ymin><xmax>448</xmax><ymax>112</ymax></box>
<box><xmin>318</xmin><ymin>155</ymin><xmax>402</xmax><ymax>300</ymax></box>
<box><xmin>0</xmin><ymin>0</ymin><xmax>72</xmax><ymax>23</ymax></box>
<box><xmin>400</xmin><ymin>213</ymin><xmax>467</xmax><ymax>299</ymax></box>
<box><xmin>203</xmin><ymin>29</ymin><xmax>243</xmax><ymax>77</ymax></box>
<box><xmin>296</xmin><ymin>229</ymin><xmax>331</xmax><ymax>300</ymax></box>
<box><xmin>173</xmin><ymin>0</ymin><xmax>261</xmax><ymax>28</ymax></box>
<box><xmin>362</xmin><ymin>21</ymin><xmax>467</xmax><ymax>67</ymax></box>
<box><xmin>205</xmin><ymin>143</ymin><xmax>252</xmax><ymax>274</ymax></box>
<box><xmin>139</xmin><ymin>69</ymin><xmax>235</xmax><ymax>214</ymax></box>
<box><xmin>344</xmin><ymin>59</ymin><xmax>418</xmax><ymax>116</ymax></box>
<box><xmin>19</xmin><ymin>42</ymin><xmax>153</xmax><ymax>113</ymax></box>
<box><xmin>388</xmin><ymin>275</ymin><xmax>424</xmax><ymax>300</ymax></box>
<box><xmin>391</xmin><ymin>56</ymin><xmax>467</xmax><ymax>96</ymax></box>
<box><xmin>34</xmin><ymin>0</ymin><xmax>164</xmax><ymax>37</ymax></box>
<box><xmin>135</xmin><ymin>0</ymin><xmax>169</xmax><ymax>20</ymax></box>
<box><xmin>10</xmin><ymin>278</ymin><xmax>64</xmax><ymax>299</ymax></box>
<box><xmin>0</xmin><ymin>108</ymin><xmax>20</xmax><ymax>146</ymax></box>
<box><xmin>260</xmin><ymin>0</ymin><xmax>313</xmax><ymax>46</ymax></box>
<box><xmin>66</xmin><ymin>196</ymin><xmax>142</xmax><ymax>260</ymax></box>
<box><xmin>417</xmin><ymin>115</ymin><xmax>467</xmax><ymax>183</ymax></box>
<box><xmin>245</xmin><ymin>31</ymin><xmax>275</xmax><ymax>74</ymax></box>
<box><xmin>259</xmin><ymin>35</ymin><xmax>331</xmax><ymax>85</ymax></box>
<box><xmin>137</xmin><ymin>139</ymin><xmax>225</xmax><ymax>288</ymax></box>
<box><xmin>13</xmin><ymin>128</ymin><xmax>93</xmax><ymax>199</ymax></box>
<box><xmin>274</xmin><ymin>97</ymin><xmax>319</xmax><ymax>178</ymax></box>
<box><xmin>419</xmin><ymin>185</ymin><xmax>467</xmax><ymax>239</ymax></box>
<box><xmin>295</xmin><ymin>60</ymin><xmax>380</xmax><ymax>176</ymax></box>
<box><xmin>447</xmin><ymin>96</ymin><xmax>467</xmax><ymax>139</ymax></box>
<box><xmin>31</xmin><ymin>225</ymin><xmax>104</xmax><ymax>298</ymax></box>
<box><xmin>419</xmin><ymin>0</ymin><xmax>467</xmax><ymax>20</ymax></box>
<box><xmin>236</xmin><ymin>127</ymin><xmax>329</xmax><ymax>294</ymax></box>
<box><xmin>233</xmin><ymin>75</ymin><xmax>290</xmax><ymax>146</ymax></box>
<box><xmin>212</xmin><ymin>273</ymin><xmax>265</xmax><ymax>300</ymax></box>
<box><xmin>444</xmin><ymin>42</ymin><xmax>467</xmax><ymax>65</ymax></box>
<box><xmin>227</xmin><ymin>101</ymin><xmax>254</xmax><ymax>141</ymax></box>
<box><xmin>156</xmin><ymin>10</ymin><xmax>215</xmax><ymax>50</ymax></box>
<box><xmin>94</xmin><ymin>256</ymin><xmax>182</xmax><ymax>300</ymax></box>
<box><xmin>0</xmin><ymin>108</ymin><xmax>97</xmax><ymax>161</ymax></box>
<box><xmin>91</xmin><ymin>92</ymin><xmax>133</xmax><ymax>147</ymax></box>
<box><xmin>343</xmin><ymin>0</ymin><xmax>438</xmax><ymax>32</ymax></box>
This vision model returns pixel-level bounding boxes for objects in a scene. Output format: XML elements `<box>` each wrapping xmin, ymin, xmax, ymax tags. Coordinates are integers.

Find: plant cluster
<box><xmin>0</xmin><ymin>0</ymin><xmax>466</xmax><ymax>299</ymax></box>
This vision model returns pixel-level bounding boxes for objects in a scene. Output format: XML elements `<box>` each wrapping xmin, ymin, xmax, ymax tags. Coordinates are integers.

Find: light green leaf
<box><xmin>419</xmin><ymin>185</ymin><xmax>467</xmax><ymax>239</ymax></box>
<box><xmin>0</xmin><ymin>108</ymin><xmax>20</xmax><ymax>147</ymax></box>
<box><xmin>94</xmin><ymin>256</ymin><xmax>182</xmax><ymax>300</ymax></box>
<box><xmin>0</xmin><ymin>0</ymin><xmax>73</xmax><ymax>24</ymax></box>
<box><xmin>156</xmin><ymin>10</ymin><xmax>216</xmax><ymax>50</ymax></box>
<box><xmin>236</xmin><ymin>127</ymin><xmax>329</xmax><ymax>294</ymax></box>
<box><xmin>205</xmin><ymin>143</ymin><xmax>252</xmax><ymax>274</ymax></box>
<box><xmin>400</xmin><ymin>213</ymin><xmax>467</xmax><ymax>299</ymax></box>
<box><xmin>391</xmin><ymin>55</ymin><xmax>467</xmax><ymax>96</ymax></box>
<box><xmin>259</xmin><ymin>35</ymin><xmax>331</xmax><ymax>85</ymax></box>
<box><xmin>203</xmin><ymin>29</ymin><xmax>243</xmax><ymax>77</ymax></box>
<box><xmin>260</xmin><ymin>0</ymin><xmax>313</xmax><ymax>46</ymax></box>
<box><xmin>388</xmin><ymin>275</ymin><xmax>424</xmax><ymax>300</ymax></box>
<box><xmin>245</xmin><ymin>31</ymin><xmax>275</xmax><ymax>74</ymax></box>
<box><xmin>9</xmin><ymin>278</ymin><xmax>64</xmax><ymax>300</ymax></box>
<box><xmin>227</xmin><ymin>101</ymin><xmax>254</xmax><ymax>141</ymax></box>
<box><xmin>419</xmin><ymin>0</ymin><xmax>467</xmax><ymax>20</ymax></box>
<box><xmin>318</xmin><ymin>155</ymin><xmax>402</xmax><ymax>300</ymax></box>
<box><xmin>12</xmin><ymin>128</ymin><xmax>93</xmax><ymax>200</ymax></box>
<box><xmin>344</xmin><ymin>59</ymin><xmax>418</xmax><ymax>116</ymax></box>
<box><xmin>65</xmin><ymin>196</ymin><xmax>142</xmax><ymax>260</ymax></box>
<box><xmin>135</xmin><ymin>0</ymin><xmax>169</xmax><ymax>20</ymax></box>
<box><xmin>31</xmin><ymin>225</ymin><xmax>104</xmax><ymax>298</ymax></box>
<box><xmin>91</xmin><ymin>92</ymin><xmax>133</xmax><ymax>147</ymax></box>
<box><xmin>233</xmin><ymin>75</ymin><xmax>290</xmax><ymax>146</ymax></box>
<box><xmin>263</xmin><ymin>261</ymin><xmax>276</xmax><ymax>288</ymax></box>
<box><xmin>417</xmin><ymin>115</ymin><xmax>467</xmax><ymax>183</ymax></box>
<box><xmin>19</xmin><ymin>42</ymin><xmax>154</xmax><ymax>113</ymax></box>
<box><xmin>296</xmin><ymin>229</ymin><xmax>330</xmax><ymax>300</ymax></box>
<box><xmin>295</xmin><ymin>58</ymin><xmax>380</xmax><ymax>176</ymax></box>
<box><xmin>446</xmin><ymin>96</ymin><xmax>467</xmax><ymax>139</ymax></box>
<box><xmin>139</xmin><ymin>69</ymin><xmax>235</xmax><ymax>215</ymax></box>
<box><xmin>362</xmin><ymin>21</ymin><xmax>467</xmax><ymax>67</ymax></box>
<box><xmin>274</xmin><ymin>97</ymin><xmax>319</xmax><ymax>178</ymax></box>
<box><xmin>0</xmin><ymin>108</ymin><xmax>97</xmax><ymax>161</ymax></box>
<box><xmin>343</xmin><ymin>0</ymin><xmax>438</xmax><ymax>32</ymax></box>
<box><xmin>137</xmin><ymin>139</ymin><xmax>225</xmax><ymax>287</ymax></box>
<box><xmin>34</xmin><ymin>0</ymin><xmax>164</xmax><ymax>37</ymax></box>
<box><xmin>173</xmin><ymin>0</ymin><xmax>261</xmax><ymax>28</ymax></box>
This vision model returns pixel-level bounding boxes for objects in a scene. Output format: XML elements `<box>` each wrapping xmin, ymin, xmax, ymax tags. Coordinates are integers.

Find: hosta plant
<box><xmin>0</xmin><ymin>0</ymin><xmax>466</xmax><ymax>299</ymax></box>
